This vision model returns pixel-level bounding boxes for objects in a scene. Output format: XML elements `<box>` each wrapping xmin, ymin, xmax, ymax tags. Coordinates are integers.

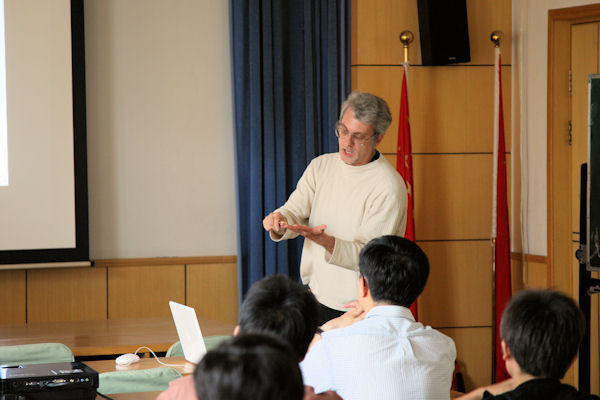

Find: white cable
<box><xmin>134</xmin><ymin>346</ymin><xmax>186</xmax><ymax>368</ymax></box>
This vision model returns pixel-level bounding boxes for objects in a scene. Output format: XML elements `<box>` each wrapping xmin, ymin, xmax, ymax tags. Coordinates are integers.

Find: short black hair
<box><xmin>194</xmin><ymin>333</ymin><xmax>304</xmax><ymax>400</ymax></box>
<box><xmin>238</xmin><ymin>274</ymin><xmax>319</xmax><ymax>360</ymax></box>
<box><xmin>500</xmin><ymin>289</ymin><xmax>585</xmax><ymax>379</ymax></box>
<box><xmin>358</xmin><ymin>235</ymin><xmax>429</xmax><ymax>307</ymax></box>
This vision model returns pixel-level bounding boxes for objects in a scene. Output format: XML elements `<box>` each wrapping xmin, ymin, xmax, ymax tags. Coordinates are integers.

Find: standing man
<box><xmin>263</xmin><ymin>91</ymin><xmax>407</xmax><ymax>324</ymax></box>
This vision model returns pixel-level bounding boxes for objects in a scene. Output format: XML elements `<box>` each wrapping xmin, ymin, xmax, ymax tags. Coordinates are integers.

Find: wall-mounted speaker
<box><xmin>417</xmin><ymin>0</ymin><xmax>471</xmax><ymax>66</ymax></box>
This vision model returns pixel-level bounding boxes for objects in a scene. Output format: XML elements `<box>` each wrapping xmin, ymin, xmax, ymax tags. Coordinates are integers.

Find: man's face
<box><xmin>337</xmin><ymin>108</ymin><xmax>384</xmax><ymax>166</ymax></box>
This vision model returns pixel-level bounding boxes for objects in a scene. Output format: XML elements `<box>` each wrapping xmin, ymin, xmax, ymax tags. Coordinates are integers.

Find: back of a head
<box><xmin>339</xmin><ymin>90</ymin><xmax>392</xmax><ymax>137</ymax></box>
<box><xmin>500</xmin><ymin>289</ymin><xmax>585</xmax><ymax>379</ymax></box>
<box><xmin>194</xmin><ymin>333</ymin><xmax>304</xmax><ymax>400</ymax></box>
<box><xmin>237</xmin><ymin>274</ymin><xmax>319</xmax><ymax>360</ymax></box>
<box><xmin>358</xmin><ymin>235</ymin><xmax>429</xmax><ymax>307</ymax></box>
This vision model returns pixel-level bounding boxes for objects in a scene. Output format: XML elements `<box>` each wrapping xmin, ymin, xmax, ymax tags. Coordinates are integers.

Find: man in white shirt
<box><xmin>300</xmin><ymin>235</ymin><xmax>456</xmax><ymax>400</ymax></box>
<box><xmin>263</xmin><ymin>91</ymin><xmax>408</xmax><ymax>325</ymax></box>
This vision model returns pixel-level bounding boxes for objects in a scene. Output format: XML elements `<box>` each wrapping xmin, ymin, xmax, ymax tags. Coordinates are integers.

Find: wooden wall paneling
<box><xmin>466</xmin><ymin>0</ymin><xmax>512</xmax><ymax>65</ymax></box>
<box><xmin>27</xmin><ymin>267</ymin><xmax>107</xmax><ymax>323</ymax></box>
<box><xmin>409</xmin><ymin>66</ymin><xmax>511</xmax><ymax>154</ymax></box>
<box><xmin>509</xmin><ymin>254</ymin><xmax>525</xmax><ymax>294</ymax></box>
<box><xmin>108</xmin><ymin>265</ymin><xmax>184</xmax><ymax>319</ymax></box>
<box><xmin>352</xmin><ymin>0</ymin><xmax>511</xmax><ymax>66</ymax></box>
<box><xmin>439</xmin><ymin>327</ymin><xmax>492</xmax><ymax>391</ymax></box>
<box><xmin>571</xmin><ymin>23</ymin><xmax>598</xmax><ymax>241</ymax></box>
<box><xmin>413</xmin><ymin>154</ymin><xmax>511</xmax><ymax>240</ymax></box>
<box><xmin>94</xmin><ymin>256</ymin><xmax>236</xmax><ymax>268</ymax></box>
<box><xmin>418</xmin><ymin>241</ymin><xmax>492</xmax><ymax>328</ymax></box>
<box><xmin>508</xmin><ymin>253</ymin><xmax>549</xmax><ymax>290</ymax></box>
<box><xmin>549</xmin><ymin>17</ymin><xmax>574</xmax><ymax>295</ymax></box>
<box><xmin>352</xmin><ymin>66</ymin><xmax>512</xmax><ymax>155</ymax></box>
<box><xmin>524</xmin><ymin>260</ymin><xmax>550</xmax><ymax>289</ymax></box>
<box><xmin>186</xmin><ymin>263</ymin><xmax>238</xmax><ymax>325</ymax></box>
<box><xmin>351</xmin><ymin>0</ymin><xmax>420</xmax><ymax>66</ymax></box>
<box><xmin>0</xmin><ymin>270</ymin><xmax>26</xmax><ymax>324</ymax></box>
<box><xmin>510</xmin><ymin>23</ymin><xmax>523</xmax><ymax>255</ymax></box>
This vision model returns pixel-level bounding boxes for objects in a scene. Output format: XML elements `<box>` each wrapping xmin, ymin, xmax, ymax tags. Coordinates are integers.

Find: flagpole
<box><xmin>490</xmin><ymin>30</ymin><xmax>503</xmax><ymax>383</ymax></box>
<box><xmin>398</xmin><ymin>30</ymin><xmax>418</xmax><ymax>319</ymax></box>
<box><xmin>399</xmin><ymin>30</ymin><xmax>413</xmax><ymax>65</ymax></box>
<box><xmin>400</xmin><ymin>31</ymin><xmax>413</xmax><ymax>97</ymax></box>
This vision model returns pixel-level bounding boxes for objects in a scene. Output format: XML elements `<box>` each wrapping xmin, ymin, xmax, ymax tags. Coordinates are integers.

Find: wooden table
<box><xmin>98</xmin><ymin>392</ymin><xmax>161</xmax><ymax>399</ymax></box>
<box><xmin>88</xmin><ymin>356</ymin><xmax>193</xmax><ymax>400</ymax></box>
<box><xmin>83</xmin><ymin>357</ymin><xmax>464</xmax><ymax>400</ymax></box>
<box><xmin>86</xmin><ymin>356</ymin><xmax>194</xmax><ymax>375</ymax></box>
<box><xmin>0</xmin><ymin>316</ymin><xmax>235</xmax><ymax>357</ymax></box>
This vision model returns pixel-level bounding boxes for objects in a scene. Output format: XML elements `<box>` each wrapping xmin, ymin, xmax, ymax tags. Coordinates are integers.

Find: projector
<box><xmin>0</xmin><ymin>361</ymin><xmax>98</xmax><ymax>400</ymax></box>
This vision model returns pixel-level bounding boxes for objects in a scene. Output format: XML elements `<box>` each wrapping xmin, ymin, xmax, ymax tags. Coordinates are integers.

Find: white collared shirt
<box><xmin>300</xmin><ymin>305</ymin><xmax>456</xmax><ymax>400</ymax></box>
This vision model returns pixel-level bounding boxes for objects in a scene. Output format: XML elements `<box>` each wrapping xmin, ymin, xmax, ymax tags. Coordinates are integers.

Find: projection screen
<box><xmin>0</xmin><ymin>0</ymin><xmax>89</xmax><ymax>268</ymax></box>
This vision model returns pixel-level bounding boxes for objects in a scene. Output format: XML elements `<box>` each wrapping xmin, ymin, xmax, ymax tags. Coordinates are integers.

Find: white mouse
<box><xmin>115</xmin><ymin>353</ymin><xmax>140</xmax><ymax>366</ymax></box>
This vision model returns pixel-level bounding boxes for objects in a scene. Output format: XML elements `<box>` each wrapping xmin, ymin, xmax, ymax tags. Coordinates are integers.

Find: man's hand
<box><xmin>262</xmin><ymin>212</ymin><xmax>287</xmax><ymax>235</ymax></box>
<box><xmin>304</xmin><ymin>386</ymin><xmax>343</xmax><ymax>400</ymax></box>
<box><xmin>283</xmin><ymin>223</ymin><xmax>335</xmax><ymax>253</ymax></box>
<box><xmin>343</xmin><ymin>301</ymin><xmax>359</xmax><ymax>310</ymax></box>
<box><xmin>307</xmin><ymin>307</ymin><xmax>366</xmax><ymax>352</ymax></box>
<box><xmin>454</xmin><ymin>378</ymin><xmax>515</xmax><ymax>400</ymax></box>
<box><xmin>321</xmin><ymin>306</ymin><xmax>366</xmax><ymax>331</ymax></box>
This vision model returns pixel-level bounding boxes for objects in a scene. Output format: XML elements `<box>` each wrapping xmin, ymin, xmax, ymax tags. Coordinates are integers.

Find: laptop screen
<box><xmin>169</xmin><ymin>301</ymin><xmax>207</xmax><ymax>364</ymax></box>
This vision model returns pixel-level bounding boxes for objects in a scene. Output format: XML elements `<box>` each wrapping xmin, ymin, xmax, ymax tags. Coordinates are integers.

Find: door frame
<box><xmin>548</xmin><ymin>4</ymin><xmax>600</xmax><ymax>391</ymax></box>
<box><xmin>548</xmin><ymin>3</ymin><xmax>600</xmax><ymax>296</ymax></box>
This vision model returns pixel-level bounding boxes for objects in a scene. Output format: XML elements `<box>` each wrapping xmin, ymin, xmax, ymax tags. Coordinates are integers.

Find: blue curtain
<box><xmin>230</xmin><ymin>0</ymin><xmax>351</xmax><ymax>299</ymax></box>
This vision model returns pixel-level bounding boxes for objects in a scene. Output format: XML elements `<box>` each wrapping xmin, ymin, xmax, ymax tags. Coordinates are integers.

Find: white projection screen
<box><xmin>0</xmin><ymin>0</ymin><xmax>89</xmax><ymax>268</ymax></box>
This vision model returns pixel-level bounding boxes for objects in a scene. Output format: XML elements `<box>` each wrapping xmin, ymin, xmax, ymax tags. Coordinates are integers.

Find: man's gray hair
<box><xmin>339</xmin><ymin>91</ymin><xmax>392</xmax><ymax>139</ymax></box>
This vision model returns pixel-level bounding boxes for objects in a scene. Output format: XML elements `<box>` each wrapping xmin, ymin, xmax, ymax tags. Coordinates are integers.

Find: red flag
<box><xmin>492</xmin><ymin>50</ymin><xmax>512</xmax><ymax>382</ymax></box>
<box><xmin>396</xmin><ymin>63</ymin><xmax>417</xmax><ymax>319</ymax></box>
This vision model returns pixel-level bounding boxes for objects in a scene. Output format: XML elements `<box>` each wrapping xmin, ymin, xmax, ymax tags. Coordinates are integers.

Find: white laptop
<box><xmin>169</xmin><ymin>301</ymin><xmax>207</xmax><ymax>364</ymax></box>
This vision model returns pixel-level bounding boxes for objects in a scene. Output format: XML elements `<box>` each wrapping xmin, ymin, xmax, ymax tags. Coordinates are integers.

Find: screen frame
<box><xmin>0</xmin><ymin>0</ymin><xmax>89</xmax><ymax>266</ymax></box>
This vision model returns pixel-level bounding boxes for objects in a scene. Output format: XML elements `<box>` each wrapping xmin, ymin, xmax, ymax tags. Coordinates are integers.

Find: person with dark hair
<box><xmin>236</xmin><ymin>273</ymin><xmax>319</xmax><ymax>360</ymax></box>
<box><xmin>457</xmin><ymin>289</ymin><xmax>599</xmax><ymax>400</ymax></box>
<box><xmin>157</xmin><ymin>275</ymin><xmax>340</xmax><ymax>400</ymax></box>
<box><xmin>194</xmin><ymin>333</ymin><xmax>304</xmax><ymax>400</ymax></box>
<box><xmin>263</xmin><ymin>91</ymin><xmax>408</xmax><ymax>325</ymax></box>
<box><xmin>300</xmin><ymin>235</ymin><xmax>456</xmax><ymax>399</ymax></box>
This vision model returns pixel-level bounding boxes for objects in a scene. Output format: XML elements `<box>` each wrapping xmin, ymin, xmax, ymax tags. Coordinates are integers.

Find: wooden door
<box><xmin>550</xmin><ymin>6</ymin><xmax>600</xmax><ymax>391</ymax></box>
<box><xmin>571</xmin><ymin>21</ymin><xmax>600</xmax><ymax>395</ymax></box>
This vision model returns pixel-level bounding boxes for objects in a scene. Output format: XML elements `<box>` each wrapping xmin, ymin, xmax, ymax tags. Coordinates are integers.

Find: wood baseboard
<box><xmin>510</xmin><ymin>252</ymin><xmax>547</xmax><ymax>264</ymax></box>
<box><xmin>93</xmin><ymin>255</ymin><xmax>237</xmax><ymax>268</ymax></box>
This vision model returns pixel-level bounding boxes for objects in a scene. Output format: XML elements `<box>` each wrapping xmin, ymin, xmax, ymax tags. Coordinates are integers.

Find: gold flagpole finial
<box><xmin>399</xmin><ymin>30</ymin><xmax>414</xmax><ymax>64</ymax></box>
<box><xmin>490</xmin><ymin>31</ymin><xmax>503</xmax><ymax>48</ymax></box>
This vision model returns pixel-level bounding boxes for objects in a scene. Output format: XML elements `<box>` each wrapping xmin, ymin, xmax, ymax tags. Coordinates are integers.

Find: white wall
<box><xmin>85</xmin><ymin>0</ymin><xmax>236</xmax><ymax>259</ymax></box>
<box><xmin>514</xmin><ymin>0</ymin><xmax>598</xmax><ymax>256</ymax></box>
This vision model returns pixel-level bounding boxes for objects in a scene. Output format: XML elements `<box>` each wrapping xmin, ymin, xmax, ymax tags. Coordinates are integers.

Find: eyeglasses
<box><xmin>334</xmin><ymin>122</ymin><xmax>374</xmax><ymax>145</ymax></box>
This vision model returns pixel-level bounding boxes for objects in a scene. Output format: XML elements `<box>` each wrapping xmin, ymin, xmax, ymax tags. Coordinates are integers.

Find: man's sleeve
<box><xmin>300</xmin><ymin>340</ymin><xmax>335</xmax><ymax>394</ymax></box>
<box><xmin>326</xmin><ymin>187</ymin><xmax>407</xmax><ymax>269</ymax></box>
<box><xmin>155</xmin><ymin>375</ymin><xmax>197</xmax><ymax>400</ymax></box>
<box><xmin>270</xmin><ymin>159</ymin><xmax>319</xmax><ymax>242</ymax></box>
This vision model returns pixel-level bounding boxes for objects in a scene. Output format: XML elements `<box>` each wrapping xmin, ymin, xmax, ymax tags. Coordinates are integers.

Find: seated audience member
<box><xmin>457</xmin><ymin>289</ymin><xmax>599</xmax><ymax>400</ymax></box>
<box><xmin>194</xmin><ymin>333</ymin><xmax>304</xmax><ymax>400</ymax></box>
<box><xmin>301</xmin><ymin>235</ymin><xmax>456</xmax><ymax>400</ymax></box>
<box><xmin>157</xmin><ymin>275</ymin><xmax>340</xmax><ymax>400</ymax></box>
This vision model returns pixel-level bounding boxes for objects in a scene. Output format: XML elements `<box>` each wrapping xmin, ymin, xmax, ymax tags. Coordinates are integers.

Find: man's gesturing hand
<box><xmin>262</xmin><ymin>212</ymin><xmax>287</xmax><ymax>235</ymax></box>
<box><xmin>283</xmin><ymin>223</ymin><xmax>335</xmax><ymax>254</ymax></box>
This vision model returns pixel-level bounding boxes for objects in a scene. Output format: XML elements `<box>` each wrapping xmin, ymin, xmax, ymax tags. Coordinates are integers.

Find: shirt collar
<box><xmin>365</xmin><ymin>305</ymin><xmax>415</xmax><ymax>322</ymax></box>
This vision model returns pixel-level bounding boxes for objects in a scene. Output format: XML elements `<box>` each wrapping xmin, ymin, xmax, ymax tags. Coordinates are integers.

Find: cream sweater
<box><xmin>272</xmin><ymin>153</ymin><xmax>407</xmax><ymax>310</ymax></box>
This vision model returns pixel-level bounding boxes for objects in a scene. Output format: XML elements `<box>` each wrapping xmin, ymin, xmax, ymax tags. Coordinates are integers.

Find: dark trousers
<box><xmin>316</xmin><ymin>302</ymin><xmax>344</xmax><ymax>326</ymax></box>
